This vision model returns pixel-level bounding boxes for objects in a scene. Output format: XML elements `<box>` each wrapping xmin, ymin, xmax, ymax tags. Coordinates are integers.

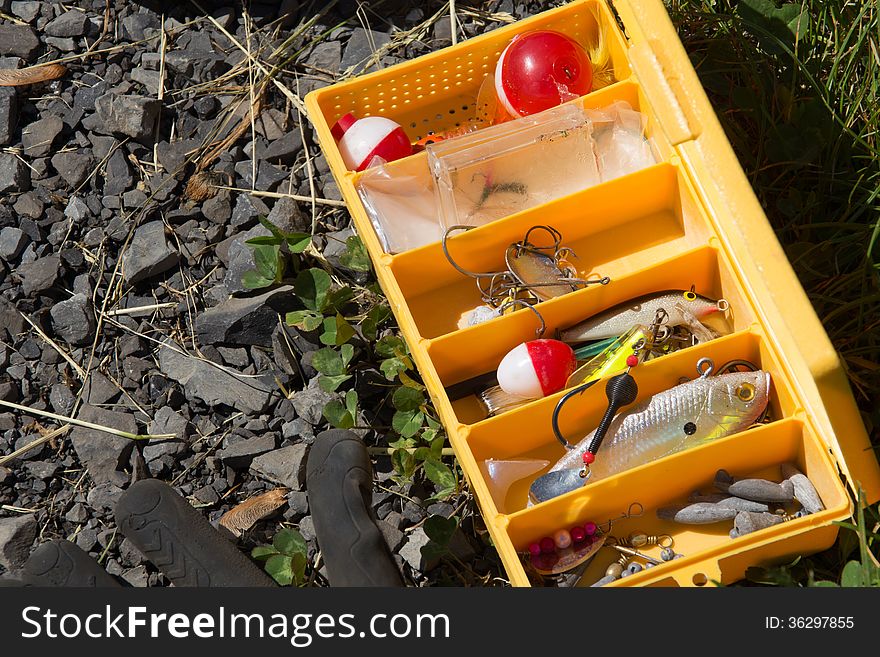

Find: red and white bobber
<box><xmin>494</xmin><ymin>30</ymin><xmax>593</xmax><ymax>118</ymax></box>
<box><xmin>331</xmin><ymin>113</ymin><xmax>413</xmax><ymax>171</ymax></box>
<box><xmin>496</xmin><ymin>339</ymin><xmax>577</xmax><ymax>399</ymax></box>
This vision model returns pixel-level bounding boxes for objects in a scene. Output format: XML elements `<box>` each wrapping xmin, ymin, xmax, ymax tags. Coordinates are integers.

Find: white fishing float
<box><xmin>331</xmin><ymin>113</ymin><xmax>412</xmax><ymax>171</ymax></box>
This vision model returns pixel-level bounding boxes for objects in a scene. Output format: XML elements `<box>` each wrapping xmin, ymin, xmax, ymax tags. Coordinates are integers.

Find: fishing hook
<box><xmin>597</xmin><ymin>502</ymin><xmax>644</xmax><ymax>534</ymax></box>
<box><xmin>441</xmin><ymin>224</ymin><xmax>507</xmax><ymax>281</ymax></box>
<box><xmin>551</xmin><ymin>377</ymin><xmax>601</xmax><ymax>450</ymax></box>
<box><xmin>498</xmin><ymin>299</ymin><xmax>546</xmax><ymax>338</ymax></box>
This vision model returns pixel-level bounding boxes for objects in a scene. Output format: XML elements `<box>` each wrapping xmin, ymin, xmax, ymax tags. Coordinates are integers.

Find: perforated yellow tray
<box><xmin>305</xmin><ymin>0</ymin><xmax>880</xmax><ymax>587</ymax></box>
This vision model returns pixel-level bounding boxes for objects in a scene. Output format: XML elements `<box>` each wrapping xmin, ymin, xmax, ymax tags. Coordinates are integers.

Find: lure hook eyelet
<box><xmin>696</xmin><ymin>357</ymin><xmax>715</xmax><ymax>378</ymax></box>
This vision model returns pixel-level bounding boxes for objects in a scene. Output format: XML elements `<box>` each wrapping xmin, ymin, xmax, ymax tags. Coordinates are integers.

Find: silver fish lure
<box><xmin>560</xmin><ymin>290</ymin><xmax>727</xmax><ymax>343</ymax></box>
<box><xmin>528</xmin><ymin>370</ymin><xmax>770</xmax><ymax>505</ymax></box>
<box><xmin>551</xmin><ymin>370</ymin><xmax>770</xmax><ymax>480</ymax></box>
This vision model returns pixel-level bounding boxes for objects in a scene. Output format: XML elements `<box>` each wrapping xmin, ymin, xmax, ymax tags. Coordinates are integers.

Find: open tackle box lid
<box><xmin>612</xmin><ymin>0</ymin><xmax>880</xmax><ymax>504</ymax></box>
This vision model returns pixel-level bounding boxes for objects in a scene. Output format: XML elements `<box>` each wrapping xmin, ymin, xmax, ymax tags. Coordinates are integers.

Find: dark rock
<box><xmin>230</xmin><ymin>193</ymin><xmax>270</xmax><ymax>229</ymax></box>
<box><xmin>284</xmin><ymin>490</ymin><xmax>309</xmax><ymax>519</ymax></box>
<box><xmin>122</xmin><ymin>13</ymin><xmax>160</xmax><ymax>41</ymax></box>
<box><xmin>74</xmin><ymin>527</ymin><xmax>98</xmax><ymax>551</ymax></box>
<box><xmin>91</xmin><ymin>94</ymin><xmax>161</xmax><ymax>142</ymax></box>
<box><xmin>266</xmin><ymin>196</ymin><xmax>308</xmax><ymax>232</ymax></box>
<box><xmin>0</xmin><ymin>298</ymin><xmax>25</xmax><ymax>339</ymax></box>
<box><xmin>0</xmin><ymin>227</ymin><xmax>28</xmax><ymax>262</ymax></box>
<box><xmin>196</xmin><ymin>285</ymin><xmax>299</xmax><ymax>348</ymax></box>
<box><xmin>281</xmin><ymin>418</ymin><xmax>314</xmax><ymax>443</ymax></box>
<box><xmin>45</xmin><ymin>10</ymin><xmax>89</xmax><ymax>38</ymax></box>
<box><xmin>379</xmin><ymin>519</ymin><xmax>405</xmax><ymax>552</ymax></box>
<box><xmin>216</xmin><ymin>434</ymin><xmax>276</xmax><ymax>468</ymax></box>
<box><xmin>51</xmin><ymin>151</ymin><xmax>94</xmax><ymax>187</ymax></box>
<box><xmin>255</xmin><ymin>108</ymin><xmax>287</xmax><ymax>141</ymax></box>
<box><xmin>235</xmin><ymin>159</ymin><xmax>289</xmax><ymax>191</ymax></box>
<box><xmin>272</xmin><ymin>325</ymin><xmax>302</xmax><ymax>377</ymax></box>
<box><xmin>402</xmin><ymin>500</ymin><xmax>426</xmax><ymax>523</ymax></box>
<box><xmin>82</xmin><ymin>372</ymin><xmax>119</xmax><ymax>405</ymax></box>
<box><xmin>0</xmin><ymin>152</ymin><xmax>29</xmax><ymax>192</ymax></box>
<box><xmin>70</xmin><ymin>405</ymin><xmax>137</xmax><ymax>487</ymax></box>
<box><xmin>0</xmin><ymin>514</ymin><xmax>37</xmax><ymax>569</ymax></box>
<box><xmin>22</xmin><ymin>115</ymin><xmax>64</xmax><ymax>157</ymax></box>
<box><xmin>49</xmin><ymin>383</ymin><xmax>76</xmax><ymax>416</ymax></box>
<box><xmin>45</xmin><ymin>36</ymin><xmax>76</xmax><ymax>51</ymax></box>
<box><xmin>193</xmin><ymin>96</ymin><xmax>219</xmax><ymax>119</ymax></box>
<box><xmin>164</xmin><ymin>50</ymin><xmax>227</xmax><ymax>83</ymax></box>
<box><xmin>64</xmin><ymin>503</ymin><xmax>89</xmax><ymax>524</ymax></box>
<box><xmin>341</xmin><ymin>27</ymin><xmax>391</xmax><ymax>73</ymax></box>
<box><xmin>249</xmin><ymin>443</ymin><xmax>309</xmax><ymax>489</ymax></box>
<box><xmin>157</xmin><ymin>339</ymin><xmax>274</xmax><ymax>413</ymax></box>
<box><xmin>201</xmin><ymin>194</ymin><xmax>231</xmax><ymax>223</ymax></box>
<box><xmin>123</xmin><ymin>189</ymin><xmax>148</xmax><ymax>208</ymax></box>
<box><xmin>383</xmin><ymin>510</ymin><xmax>404</xmax><ymax>529</ymax></box>
<box><xmin>130</xmin><ymin>68</ymin><xmax>160</xmax><ymax>95</ymax></box>
<box><xmin>0</xmin><ymin>88</ymin><xmax>16</xmax><ymax>145</ymax></box>
<box><xmin>64</xmin><ymin>196</ymin><xmax>91</xmax><ymax>222</ymax></box>
<box><xmin>217</xmin><ymin>346</ymin><xmax>249</xmax><ymax>368</ymax></box>
<box><xmin>0</xmin><ymin>381</ymin><xmax>21</xmax><ymax>402</ymax></box>
<box><xmin>0</xmin><ymin>24</ymin><xmax>40</xmax><ymax>61</ymax></box>
<box><xmin>49</xmin><ymin>293</ymin><xmax>95</xmax><ymax>346</ymax></box>
<box><xmin>304</xmin><ymin>40</ymin><xmax>341</xmax><ymax>73</ymax></box>
<box><xmin>121</xmin><ymin>221</ymin><xmax>179</xmax><ymax>284</ymax></box>
<box><xmin>432</xmin><ymin>17</ymin><xmax>453</xmax><ymax>47</ymax></box>
<box><xmin>147</xmin><ymin>406</ymin><xmax>190</xmax><ymax>440</ymax></box>
<box><xmin>298</xmin><ymin>515</ymin><xmax>316</xmax><ymax>542</ymax></box>
<box><xmin>87</xmin><ymin>481</ymin><xmax>125</xmax><ymax>513</ymax></box>
<box><xmin>399</xmin><ymin>527</ymin><xmax>438</xmax><ymax>572</ymax></box>
<box><xmin>142</xmin><ymin>439</ymin><xmax>187</xmax><ymax>463</ymax></box>
<box><xmin>262</xmin><ymin>130</ymin><xmax>304</xmax><ymax>163</ymax></box>
<box><xmin>16</xmin><ymin>255</ymin><xmax>61</xmax><ymax>295</ymax></box>
<box><xmin>10</xmin><ymin>2</ymin><xmax>41</xmax><ymax>23</ymax></box>
<box><xmin>13</xmin><ymin>193</ymin><xmax>43</xmax><ymax>219</ymax></box>
<box><xmin>290</xmin><ymin>377</ymin><xmax>339</xmax><ymax>425</ymax></box>
<box><xmin>222</xmin><ymin>223</ymin><xmax>276</xmax><ymax>294</ymax></box>
<box><xmin>194</xmin><ymin>484</ymin><xmax>219</xmax><ymax>505</ymax></box>
<box><xmin>25</xmin><ymin>460</ymin><xmax>60</xmax><ymax>479</ymax></box>
<box><xmin>103</xmin><ymin>149</ymin><xmax>132</xmax><ymax>196</ymax></box>
<box><xmin>121</xmin><ymin>566</ymin><xmax>149</xmax><ymax>587</ymax></box>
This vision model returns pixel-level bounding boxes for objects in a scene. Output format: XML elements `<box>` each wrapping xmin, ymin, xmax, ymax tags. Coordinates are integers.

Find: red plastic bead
<box><xmin>626</xmin><ymin>354</ymin><xmax>639</xmax><ymax>368</ymax></box>
<box><xmin>584</xmin><ymin>521</ymin><xmax>598</xmax><ymax>536</ymax></box>
<box><xmin>582</xmin><ymin>451</ymin><xmax>595</xmax><ymax>465</ymax></box>
<box><xmin>540</xmin><ymin>537</ymin><xmax>556</xmax><ymax>554</ymax></box>
<box><xmin>570</xmin><ymin>526</ymin><xmax>586</xmax><ymax>543</ymax></box>
<box><xmin>528</xmin><ymin>542</ymin><xmax>542</xmax><ymax>557</ymax></box>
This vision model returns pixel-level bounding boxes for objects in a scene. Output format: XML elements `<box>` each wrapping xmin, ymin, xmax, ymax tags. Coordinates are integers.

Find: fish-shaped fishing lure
<box><xmin>559</xmin><ymin>290</ymin><xmax>725</xmax><ymax>343</ymax></box>
<box><xmin>550</xmin><ymin>370</ymin><xmax>770</xmax><ymax>482</ymax></box>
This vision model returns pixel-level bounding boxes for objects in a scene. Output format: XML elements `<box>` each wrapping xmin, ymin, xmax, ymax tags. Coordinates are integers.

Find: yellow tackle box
<box><xmin>305</xmin><ymin>0</ymin><xmax>880</xmax><ymax>587</ymax></box>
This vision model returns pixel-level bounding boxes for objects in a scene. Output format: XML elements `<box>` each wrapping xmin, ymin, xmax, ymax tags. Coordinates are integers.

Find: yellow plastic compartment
<box><xmin>306</xmin><ymin>0</ymin><xmax>880</xmax><ymax>587</ymax></box>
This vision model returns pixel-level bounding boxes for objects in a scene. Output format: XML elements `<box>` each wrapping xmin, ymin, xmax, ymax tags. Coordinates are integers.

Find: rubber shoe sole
<box><xmin>115</xmin><ymin>479</ymin><xmax>275</xmax><ymax>587</ymax></box>
<box><xmin>306</xmin><ymin>429</ymin><xmax>403</xmax><ymax>586</ymax></box>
